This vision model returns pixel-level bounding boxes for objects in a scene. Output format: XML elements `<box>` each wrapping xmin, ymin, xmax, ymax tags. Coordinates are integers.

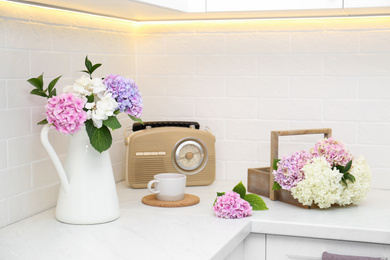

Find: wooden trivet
<box><xmin>142</xmin><ymin>194</ymin><xmax>200</xmax><ymax>208</ymax></box>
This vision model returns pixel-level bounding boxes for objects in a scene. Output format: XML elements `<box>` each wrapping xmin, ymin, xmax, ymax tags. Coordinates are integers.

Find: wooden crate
<box><xmin>248</xmin><ymin>128</ymin><xmax>332</xmax><ymax>209</ymax></box>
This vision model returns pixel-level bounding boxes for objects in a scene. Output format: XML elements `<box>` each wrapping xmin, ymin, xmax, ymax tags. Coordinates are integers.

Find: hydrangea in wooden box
<box><xmin>248</xmin><ymin>129</ymin><xmax>371</xmax><ymax>209</ymax></box>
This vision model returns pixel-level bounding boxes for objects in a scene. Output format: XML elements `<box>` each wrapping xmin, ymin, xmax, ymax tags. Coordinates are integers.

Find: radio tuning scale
<box><xmin>174</xmin><ymin>139</ymin><xmax>206</xmax><ymax>174</ymax></box>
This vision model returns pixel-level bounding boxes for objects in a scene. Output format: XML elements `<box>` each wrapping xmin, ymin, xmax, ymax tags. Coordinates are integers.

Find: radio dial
<box><xmin>174</xmin><ymin>140</ymin><xmax>206</xmax><ymax>173</ymax></box>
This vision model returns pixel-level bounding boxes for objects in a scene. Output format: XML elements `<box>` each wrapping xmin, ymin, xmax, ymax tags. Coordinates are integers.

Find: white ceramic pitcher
<box><xmin>41</xmin><ymin>124</ymin><xmax>120</xmax><ymax>224</ymax></box>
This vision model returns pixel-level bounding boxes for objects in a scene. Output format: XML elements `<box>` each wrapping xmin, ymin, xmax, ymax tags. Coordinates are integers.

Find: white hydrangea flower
<box><xmin>337</xmin><ymin>156</ymin><xmax>371</xmax><ymax>206</ymax></box>
<box><xmin>87</xmin><ymin>92</ymin><xmax>118</xmax><ymax>128</ymax></box>
<box><xmin>291</xmin><ymin>157</ymin><xmax>344</xmax><ymax>209</ymax></box>
<box><xmin>63</xmin><ymin>75</ymin><xmax>106</xmax><ymax>99</ymax></box>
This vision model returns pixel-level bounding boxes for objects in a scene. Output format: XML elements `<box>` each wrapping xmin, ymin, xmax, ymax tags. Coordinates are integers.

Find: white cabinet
<box><xmin>344</xmin><ymin>0</ymin><xmax>390</xmax><ymax>15</ymax></box>
<box><xmin>266</xmin><ymin>234</ymin><xmax>390</xmax><ymax>260</ymax></box>
<box><xmin>206</xmin><ymin>0</ymin><xmax>343</xmax><ymax>12</ymax></box>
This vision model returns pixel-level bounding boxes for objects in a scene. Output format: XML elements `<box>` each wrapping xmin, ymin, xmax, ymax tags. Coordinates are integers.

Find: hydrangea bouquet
<box><xmin>272</xmin><ymin>137</ymin><xmax>371</xmax><ymax>209</ymax></box>
<box><xmin>213</xmin><ymin>182</ymin><xmax>268</xmax><ymax>219</ymax></box>
<box><xmin>28</xmin><ymin>56</ymin><xmax>143</xmax><ymax>153</ymax></box>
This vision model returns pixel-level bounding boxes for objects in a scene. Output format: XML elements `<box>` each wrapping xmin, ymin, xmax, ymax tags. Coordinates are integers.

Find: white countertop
<box><xmin>0</xmin><ymin>180</ymin><xmax>389</xmax><ymax>260</ymax></box>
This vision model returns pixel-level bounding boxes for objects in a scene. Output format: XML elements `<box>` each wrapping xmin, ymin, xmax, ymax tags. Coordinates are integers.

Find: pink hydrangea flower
<box><xmin>311</xmin><ymin>137</ymin><xmax>353</xmax><ymax>167</ymax></box>
<box><xmin>273</xmin><ymin>150</ymin><xmax>311</xmax><ymax>191</ymax></box>
<box><xmin>213</xmin><ymin>191</ymin><xmax>253</xmax><ymax>219</ymax></box>
<box><xmin>45</xmin><ymin>92</ymin><xmax>87</xmax><ymax>135</ymax></box>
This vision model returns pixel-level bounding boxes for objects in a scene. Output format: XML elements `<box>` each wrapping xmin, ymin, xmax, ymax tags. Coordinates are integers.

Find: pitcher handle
<box><xmin>40</xmin><ymin>125</ymin><xmax>70</xmax><ymax>193</ymax></box>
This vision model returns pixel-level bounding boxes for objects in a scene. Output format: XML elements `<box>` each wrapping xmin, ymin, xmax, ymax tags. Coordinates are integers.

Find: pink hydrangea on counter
<box><xmin>45</xmin><ymin>92</ymin><xmax>87</xmax><ymax>135</ymax></box>
<box><xmin>213</xmin><ymin>191</ymin><xmax>253</xmax><ymax>219</ymax></box>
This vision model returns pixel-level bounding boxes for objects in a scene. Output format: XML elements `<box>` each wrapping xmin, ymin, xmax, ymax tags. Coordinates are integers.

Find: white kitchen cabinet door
<box><xmin>224</xmin><ymin>233</ymin><xmax>266</xmax><ymax>260</ymax></box>
<box><xmin>344</xmin><ymin>0</ymin><xmax>390</xmax><ymax>15</ymax></box>
<box><xmin>344</xmin><ymin>0</ymin><xmax>390</xmax><ymax>8</ymax></box>
<box><xmin>266</xmin><ymin>234</ymin><xmax>390</xmax><ymax>260</ymax></box>
<box><xmin>206</xmin><ymin>0</ymin><xmax>343</xmax><ymax>12</ymax></box>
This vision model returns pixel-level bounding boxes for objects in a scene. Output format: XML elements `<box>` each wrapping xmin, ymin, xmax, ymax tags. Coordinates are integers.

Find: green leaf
<box><xmin>244</xmin><ymin>194</ymin><xmax>268</xmax><ymax>210</ymax></box>
<box><xmin>344</xmin><ymin>160</ymin><xmax>352</xmax><ymax>173</ymax></box>
<box><xmin>85</xmin><ymin>120</ymin><xmax>112</xmax><ymax>153</ymax></box>
<box><xmin>85</xmin><ymin>56</ymin><xmax>92</xmax><ymax>72</ymax></box>
<box><xmin>128</xmin><ymin>115</ymin><xmax>143</xmax><ymax>124</ymax></box>
<box><xmin>47</xmin><ymin>75</ymin><xmax>61</xmax><ymax>95</ymax></box>
<box><xmin>216</xmin><ymin>192</ymin><xmax>225</xmax><ymax>197</ymax></box>
<box><xmin>273</xmin><ymin>158</ymin><xmax>280</xmax><ymax>171</ymax></box>
<box><xmin>103</xmin><ymin>116</ymin><xmax>122</xmax><ymax>130</ymax></box>
<box><xmin>90</xmin><ymin>63</ymin><xmax>102</xmax><ymax>74</ymax></box>
<box><xmin>37</xmin><ymin>118</ymin><xmax>48</xmax><ymax>125</ymax></box>
<box><xmin>233</xmin><ymin>181</ymin><xmax>246</xmax><ymax>199</ymax></box>
<box><xmin>86</xmin><ymin>94</ymin><xmax>94</xmax><ymax>103</ymax></box>
<box><xmin>27</xmin><ymin>74</ymin><xmax>44</xmax><ymax>90</ymax></box>
<box><xmin>30</xmin><ymin>89</ymin><xmax>47</xmax><ymax>97</ymax></box>
<box><xmin>335</xmin><ymin>164</ymin><xmax>345</xmax><ymax>173</ymax></box>
<box><xmin>49</xmin><ymin>88</ymin><xmax>57</xmax><ymax>98</ymax></box>
<box><xmin>213</xmin><ymin>192</ymin><xmax>226</xmax><ymax>206</ymax></box>
<box><xmin>272</xmin><ymin>181</ymin><xmax>282</xmax><ymax>190</ymax></box>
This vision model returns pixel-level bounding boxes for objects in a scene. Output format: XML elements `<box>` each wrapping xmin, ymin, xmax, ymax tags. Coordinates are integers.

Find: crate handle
<box><xmin>269</xmin><ymin>128</ymin><xmax>332</xmax><ymax>200</ymax></box>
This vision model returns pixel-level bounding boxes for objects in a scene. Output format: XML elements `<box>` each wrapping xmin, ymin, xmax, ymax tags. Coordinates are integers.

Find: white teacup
<box><xmin>147</xmin><ymin>173</ymin><xmax>186</xmax><ymax>201</ymax></box>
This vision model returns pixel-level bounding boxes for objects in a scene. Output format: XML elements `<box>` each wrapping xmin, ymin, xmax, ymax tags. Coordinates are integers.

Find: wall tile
<box><xmin>0</xmin><ymin>165</ymin><xmax>31</xmax><ymax>199</ymax></box>
<box><xmin>0</xmin><ymin>109</ymin><xmax>31</xmax><ymax>139</ymax></box>
<box><xmin>196</xmin><ymin>55</ymin><xmax>257</xmax><ymax>76</ymax></box>
<box><xmin>165</xmin><ymin>76</ymin><xmax>226</xmax><ymax>97</ymax></box>
<box><xmin>324</xmin><ymin>100</ymin><xmax>390</xmax><ymax>122</ymax></box>
<box><xmin>8</xmin><ymin>186</ymin><xmax>53</xmax><ymax>225</ymax></box>
<box><xmin>216</xmin><ymin>140</ymin><xmax>257</xmax><ymax>161</ymax></box>
<box><xmin>196</xmin><ymin>98</ymin><xmax>257</xmax><ymax>119</ymax></box>
<box><xmin>6</xmin><ymin>20</ymin><xmax>51</xmax><ymax>50</ymax></box>
<box><xmin>227</xmin><ymin>77</ymin><xmax>289</xmax><ymax>98</ymax></box>
<box><xmin>258</xmin><ymin>99</ymin><xmax>323</xmax><ymax>120</ymax></box>
<box><xmin>325</xmin><ymin>54</ymin><xmax>390</xmax><ymax>76</ymax></box>
<box><xmin>105</xmin><ymin>55</ymin><xmax>136</xmax><ymax>77</ymax></box>
<box><xmin>290</xmin><ymin>77</ymin><xmax>359</xmax><ymax>99</ymax></box>
<box><xmin>8</xmin><ymin>134</ymin><xmax>47</xmax><ymax>167</ymax></box>
<box><xmin>289</xmin><ymin>121</ymin><xmax>358</xmax><ymax>144</ymax></box>
<box><xmin>51</xmin><ymin>26</ymin><xmax>91</xmax><ymax>52</ymax></box>
<box><xmin>143</xmin><ymin>97</ymin><xmax>194</xmax><ymax>117</ymax></box>
<box><xmin>370</xmin><ymin>168</ymin><xmax>390</xmax><ymax>190</ymax></box>
<box><xmin>138</xmin><ymin>55</ymin><xmax>195</xmax><ymax>76</ymax></box>
<box><xmin>359</xmin><ymin>123</ymin><xmax>390</xmax><ymax>145</ymax></box>
<box><xmin>0</xmin><ymin>141</ymin><xmax>6</xmax><ymax>170</ymax></box>
<box><xmin>136</xmin><ymin>34</ymin><xmax>166</xmax><ymax>55</ymax></box>
<box><xmin>0</xmin><ymin>19</ymin><xmax>5</xmax><ymax>48</ymax></box>
<box><xmin>227</xmin><ymin>32</ymin><xmax>291</xmax><ymax>54</ymax></box>
<box><xmin>135</xmin><ymin>76</ymin><xmax>166</xmax><ymax>96</ymax></box>
<box><xmin>292</xmin><ymin>31</ymin><xmax>360</xmax><ymax>53</ymax></box>
<box><xmin>227</xmin><ymin>120</ymin><xmax>290</xmax><ymax>141</ymax></box>
<box><xmin>361</xmin><ymin>31</ymin><xmax>390</xmax><ymax>53</ymax></box>
<box><xmin>348</xmin><ymin>145</ymin><xmax>390</xmax><ymax>168</ymax></box>
<box><xmin>325</xmin><ymin>17</ymin><xmax>390</xmax><ymax>31</ymax></box>
<box><xmin>258</xmin><ymin>55</ymin><xmax>324</xmax><ymax>76</ymax></box>
<box><xmin>30</xmin><ymin>52</ymin><xmax>72</xmax><ymax>78</ymax></box>
<box><xmin>0</xmin><ymin>80</ymin><xmax>5</xmax><ymax>109</ymax></box>
<box><xmin>225</xmin><ymin>161</ymin><xmax>260</xmax><ymax>183</ymax></box>
<box><xmin>359</xmin><ymin>77</ymin><xmax>390</xmax><ymax>99</ymax></box>
<box><xmin>32</xmin><ymin>159</ymin><xmax>60</xmax><ymax>189</ymax></box>
<box><xmin>7</xmin><ymin>79</ymin><xmax>46</xmax><ymax>109</ymax></box>
<box><xmin>166</xmin><ymin>34</ymin><xmax>226</xmax><ymax>54</ymax></box>
<box><xmin>0</xmin><ymin>200</ymin><xmax>7</xmax><ymax>228</ymax></box>
<box><xmin>0</xmin><ymin>50</ymin><xmax>29</xmax><ymax>79</ymax></box>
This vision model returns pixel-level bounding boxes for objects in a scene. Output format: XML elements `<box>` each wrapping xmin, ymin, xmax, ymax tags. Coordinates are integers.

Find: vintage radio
<box><xmin>124</xmin><ymin>121</ymin><xmax>216</xmax><ymax>188</ymax></box>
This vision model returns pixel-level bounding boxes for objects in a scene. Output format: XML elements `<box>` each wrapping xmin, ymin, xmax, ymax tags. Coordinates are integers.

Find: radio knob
<box><xmin>185</xmin><ymin>152</ymin><xmax>194</xmax><ymax>160</ymax></box>
<box><xmin>174</xmin><ymin>140</ymin><xmax>205</xmax><ymax>173</ymax></box>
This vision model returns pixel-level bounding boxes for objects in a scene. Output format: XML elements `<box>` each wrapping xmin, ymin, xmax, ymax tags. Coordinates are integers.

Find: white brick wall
<box><xmin>1</xmin><ymin>1</ymin><xmax>390</xmax><ymax>227</ymax></box>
